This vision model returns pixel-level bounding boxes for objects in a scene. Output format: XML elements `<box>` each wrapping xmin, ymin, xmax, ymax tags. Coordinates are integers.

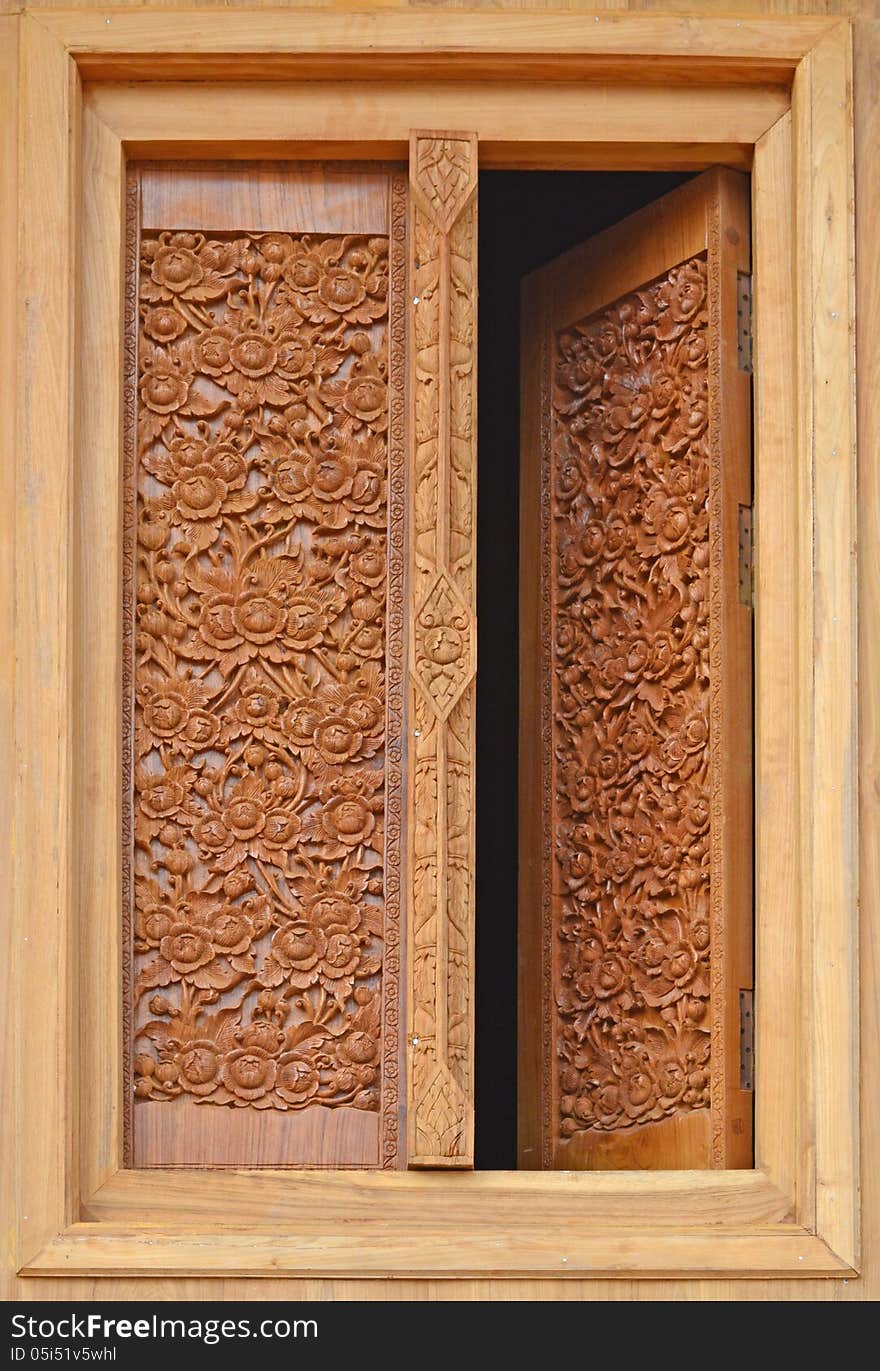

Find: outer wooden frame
<box><xmin>7</xmin><ymin>8</ymin><xmax>856</xmax><ymax>1280</ymax></box>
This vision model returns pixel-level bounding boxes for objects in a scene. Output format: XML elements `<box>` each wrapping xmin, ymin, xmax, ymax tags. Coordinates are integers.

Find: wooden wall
<box><xmin>1</xmin><ymin>0</ymin><xmax>877</xmax><ymax>1303</ymax></box>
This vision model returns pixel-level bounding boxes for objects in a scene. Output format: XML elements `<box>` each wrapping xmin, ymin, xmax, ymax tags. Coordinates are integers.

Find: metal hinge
<box><xmin>738</xmin><ymin>504</ymin><xmax>754</xmax><ymax>608</ymax></box>
<box><xmin>737</xmin><ymin>271</ymin><xmax>753</xmax><ymax>373</ymax></box>
<box><xmin>739</xmin><ymin>990</ymin><xmax>755</xmax><ymax>1091</ymax></box>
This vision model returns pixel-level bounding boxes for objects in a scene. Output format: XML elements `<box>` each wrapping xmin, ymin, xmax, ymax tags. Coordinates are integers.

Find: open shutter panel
<box><xmin>407</xmin><ymin>132</ymin><xmax>478</xmax><ymax>1167</ymax></box>
<box><xmin>519</xmin><ymin>169</ymin><xmax>754</xmax><ymax>1171</ymax></box>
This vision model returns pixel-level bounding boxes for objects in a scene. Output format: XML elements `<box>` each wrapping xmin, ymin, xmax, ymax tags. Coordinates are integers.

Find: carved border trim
<box><xmin>539</xmin><ymin>321</ymin><xmax>554</xmax><ymax>1172</ymax></box>
<box><xmin>407</xmin><ymin>131</ymin><xmax>478</xmax><ymax>1166</ymax></box>
<box><xmin>706</xmin><ymin>200</ymin><xmax>727</xmax><ymax>1170</ymax></box>
<box><xmin>121</xmin><ymin>168</ymin><xmax>139</xmax><ymax>1169</ymax></box>
<box><xmin>382</xmin><ymin>169</ymin><xmax>407</xmax><ymax>1168</ymax></box>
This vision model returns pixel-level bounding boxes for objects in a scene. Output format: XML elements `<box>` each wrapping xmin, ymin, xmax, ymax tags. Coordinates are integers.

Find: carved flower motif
<box><xmin>319</xmin><ymin>353</ymin><xmax>388</xmax><ymax>433</ymax></box>
<box><xmin>143</xmin><ymin>434</ymin><xmax>254</xmax><ymax>550</ymax></box>
<box><xmin>193</xmin><ymin>317</ymin><xmax>326</xmax><ymax>408</ymax></box>
<box><xmin>224</xmin><ymin>666</ymin><xmax>286</xmax><ymax>744</ymax></box>
<box><xmin>192</xmin><ymin>773</ymin><xmax>306</xmax><ymax>872</ymax></box>
<box><xmin>643</xmin><ymin>493</ymin><xmax>692</xmax><ymax>553</ymax></box>
<box><xmin>307</xmin><ymin>768</ymin><xmax>384</xmax><ymax>857</ymax></box>
<box><xmin>135</xmin><ymin>889</ymin><xmax>266</xmax><ymax>996</ymax></box>
<box><xmin>630</xmin><ymin>914</ymin><xmax>708</xmax><ymax>1009</ymax></box>
<box><xmin>261</xmin><ymin>890</ymin><xmax>371</xmax><ymax>994</ymax></box>
<box><xmin>135</xmin><ymin>763</ymin><xmax>197</xmax><ymax>840</ymax></box>
<box><xmin>139</xmin><ymin>357</ymin><xmax>191</xmax><ymax>415</ymax></box>
<box><xmin>576</xmin><ymin>954</ymin><xmax>629</xmax><ymax>1005</ymax></box>
<box><xmin>283</xmin><ymin>238</ymin><xmax>388</xmax><ymax>327</ymax></box>
<box><xmin>262</xmin><ymin>922</ymin><xmax>326</xmax><ymax>989</ymax></box>
<box><xmin>656</xmin><ymin>260</ymin><xmax>707</xmax><ymax>335</ymax></box>
<box><xmin>134</xmin><ymin>882</ymin><xmax>178</xmax><ymax>949</ymax></box>
<box><xmin>183</xmin><ymin>555</ymin><xmax>342</xmax><ymax>672</ymax></box>
<box><xmin>348</xmin><ymin>540</ymin><xmax>387</xmax><ymax>589</ymax></box>
<box><xmin>143</xmin><ymin>305</ymin><xmax>188</xmax><ymax>344</ymax></box>
<box><xmin>137</xmin><ymin>673</ymin><xmax>220</xmax><ymax>757</ymax></box>
<box><xmin>337</xmin><ymin>1030</ymin><xmax>378</xmax><ymax>1069</ymax></box>
<box><xmin>140</xmin><ymin>231</ymin><xmax>238</xmax><ymax>304</ymax></box>
<box><xmin>221</xmin><ymin>1046</ymin><xmax>277</xmax><ymax>1102</ymax></box>
<box><xmin>275</xmin><ymin>1054</ymin><xmax>320</xmax><ymax>1105</ymax></box>
<box><xmin>286</xmin><ymin>667</ymin><xmax>384</xmax><ymax>770</ymax></box>
<box><xmin>176</xmin><ymin>1041</ymin><xmax>222</xmax><ymax>1096</ymax></box>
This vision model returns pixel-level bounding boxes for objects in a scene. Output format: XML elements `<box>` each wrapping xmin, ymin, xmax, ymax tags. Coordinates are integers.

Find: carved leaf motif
<box><xmin>126</xmin><ymin>223</ymin><xmax>403</xmax><ymax>1126</ymax></box>
<box><xmin>549</xmin><ymin>256</ymin><xmax>713</xmax><ymax>1142</ymax></box>
<box><xmin>414</xmin><ymin>138</ymin><xmax>475</xmax><ymax>232</ymax></box>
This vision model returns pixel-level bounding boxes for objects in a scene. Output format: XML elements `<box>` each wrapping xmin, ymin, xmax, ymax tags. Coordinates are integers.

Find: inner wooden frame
<box><xmin>9</xmin><ymin>9</ymin><xmax>857</xmax><ymax>1279</ymax></box>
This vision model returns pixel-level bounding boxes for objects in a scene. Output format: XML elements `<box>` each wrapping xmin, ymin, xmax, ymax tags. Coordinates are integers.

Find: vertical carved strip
<box><xmin>382</xmin><ymin>171</ymin><xmax>408</xmax><ymax>1168</ymax></box>
<box><xmin>706</xmin><ymin>197</ymin><xmax>726</xmax><ymax>1170</ymax></box>
<box><xmin>538</xmin><ymin>324</ymin><xmax>554</xmax><ymax>1171</ymax></box>
<box><xmin>122</xmin><ymin>170</ymin><xmax>140</xmax><ymax>1168</ymax></box>
<box><xmin>407</xmin><ymin>131</ymin><xmax>477</xmax><ymax>1166</ymax></box>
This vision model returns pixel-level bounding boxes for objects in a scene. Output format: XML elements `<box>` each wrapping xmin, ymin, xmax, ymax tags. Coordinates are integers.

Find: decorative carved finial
<box><xmin>410</xmin><ymin>131</ymin><xmax>478</xmax><ymax>233</ymax></box>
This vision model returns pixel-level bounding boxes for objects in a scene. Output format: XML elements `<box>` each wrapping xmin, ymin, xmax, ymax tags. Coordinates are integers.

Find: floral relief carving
<box><xmin>125</xmin><ymin>214</ymin><xmax>402</xmax><ymax>1132</ymax></box>
<box><xmin>549</xmin><ymin>256</ymin><xmax>714</xmax><ymax>1142</ymax></box>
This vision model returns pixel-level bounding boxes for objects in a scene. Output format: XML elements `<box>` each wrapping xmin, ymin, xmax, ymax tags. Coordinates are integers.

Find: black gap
<box><xmin>475</xmin><ymin>169</ymin><xmax>695</xmax><ymax>1169</ymax></box>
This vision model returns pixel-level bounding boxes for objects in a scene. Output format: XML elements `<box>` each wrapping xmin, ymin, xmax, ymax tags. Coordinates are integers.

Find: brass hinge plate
<box><xmin>739</xmin><ymin>989</ymin><xmax>755</xmax><ymax>1091</ymax></box>
<box><xmin>738</xmin><ymin>504</ymin><xmax>754</xmax><ymax>608</ymax></box>
<box><xmin>737</xmin><ymin>271</ymin><xmax>753</xmax><ymax>373</ymax></box>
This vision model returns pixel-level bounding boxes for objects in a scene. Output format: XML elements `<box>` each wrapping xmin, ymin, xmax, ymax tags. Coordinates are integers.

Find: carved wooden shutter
<box><xmin>519</xmin><ymin>169</ymin><xmax>753</xmax><ymax>1170</ymax></box>
<box><xmin>407</xmin><ymin>133</ymin><xmax>478</xmax><ymax>1167</ymax></box>
<box><xmin>124</xmin><ymin>162</ymin><xmax>409</xmax><ymax>1169</ymax></box>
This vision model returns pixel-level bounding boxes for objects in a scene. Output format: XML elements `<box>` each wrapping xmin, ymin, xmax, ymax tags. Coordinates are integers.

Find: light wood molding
<box><xmin>854</xmin><ymin>6</ymin><xmax>880</xmax><ymax>1316</ymax></box>
<box><xmin>82</xmin><ymin>81</ymin><xmax>789</xmax><ymax>169</ymax></box>
<box><xmin>14</xmin><ymin>13</ymin><xmax>80</xmax><ymax>1270</ymax></box>
<box><xmin>6</xmin><ymin>5</ymin><xmax>860</xmax><ymax>1286</ymax></box>
<box><xmin>33</xmin><ymin>9</ymin><xmax>838</xmax><ymax>84</ymax></box>
<box><xmin>0</xmin><ymin>6</ymin><xmax>20</xmax><ymax>1305</ymax></box>
<box><xmin>407</xmin><ymin>130</ymin><xmax>478</xmax><ymax>1167</ymax></box>
<box><xmin>752</xmin><ymin>108</ymin><xmax>803</xmax><ymax>1212</ymax></box>
<box><xmin>792</xmin><ymin>20</ymin><xmax>859</xmax><ymax>1269</ymax></box>
<box><xmin>24</xmin><ymin>1223</ymin><xmax>849</xmax><ymax>1280</ymax></box>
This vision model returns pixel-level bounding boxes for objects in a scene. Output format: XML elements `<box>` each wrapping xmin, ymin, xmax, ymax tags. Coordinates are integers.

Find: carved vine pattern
<box><xmin>408</xmin><ymin>134</ymin><xmax>477</xmax><ymax>1162</ymax></box>
<box><xmin>123</xmin><ymin>179</ymin><xmax>404</xmax><ymax>1153</ymax></box>
<box><xmin>549</xmin><ymin>255</ymin><xmax>714</xmax><ymax>1142</ymax></box>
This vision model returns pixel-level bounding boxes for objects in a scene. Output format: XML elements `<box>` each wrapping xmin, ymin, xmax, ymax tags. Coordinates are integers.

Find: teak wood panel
<box><xmin>520</xmin><ymin>170</ymin><xmax>753</xmax><ymax>1171</ymax></box>
<box><xmin>124</xmin><ymin>161</ymin><xmax>406</xmax><ymax>1168</ymax></box>
<box><xmin>406</xmin><ymin>131</ymin><xmax>478</xmax><ymax>1167</ymax></box>
<box><xmin>3</xmin><ymin>0</ymin><xmax>863</xmax><ymax>1300</ymax></box>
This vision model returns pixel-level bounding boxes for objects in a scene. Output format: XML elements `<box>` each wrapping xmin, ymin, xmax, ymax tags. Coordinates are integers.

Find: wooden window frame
<box><xmin>5</xmin><ymin>8</ymin><xmax>857</xmax><ymax>1280</ymax></box>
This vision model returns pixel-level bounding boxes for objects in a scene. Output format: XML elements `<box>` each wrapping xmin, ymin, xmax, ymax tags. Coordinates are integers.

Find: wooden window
<box><xmin>6</xmin><ymin>8</ymin><xmax>860</xmax><ymax>1285</ymax></box>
